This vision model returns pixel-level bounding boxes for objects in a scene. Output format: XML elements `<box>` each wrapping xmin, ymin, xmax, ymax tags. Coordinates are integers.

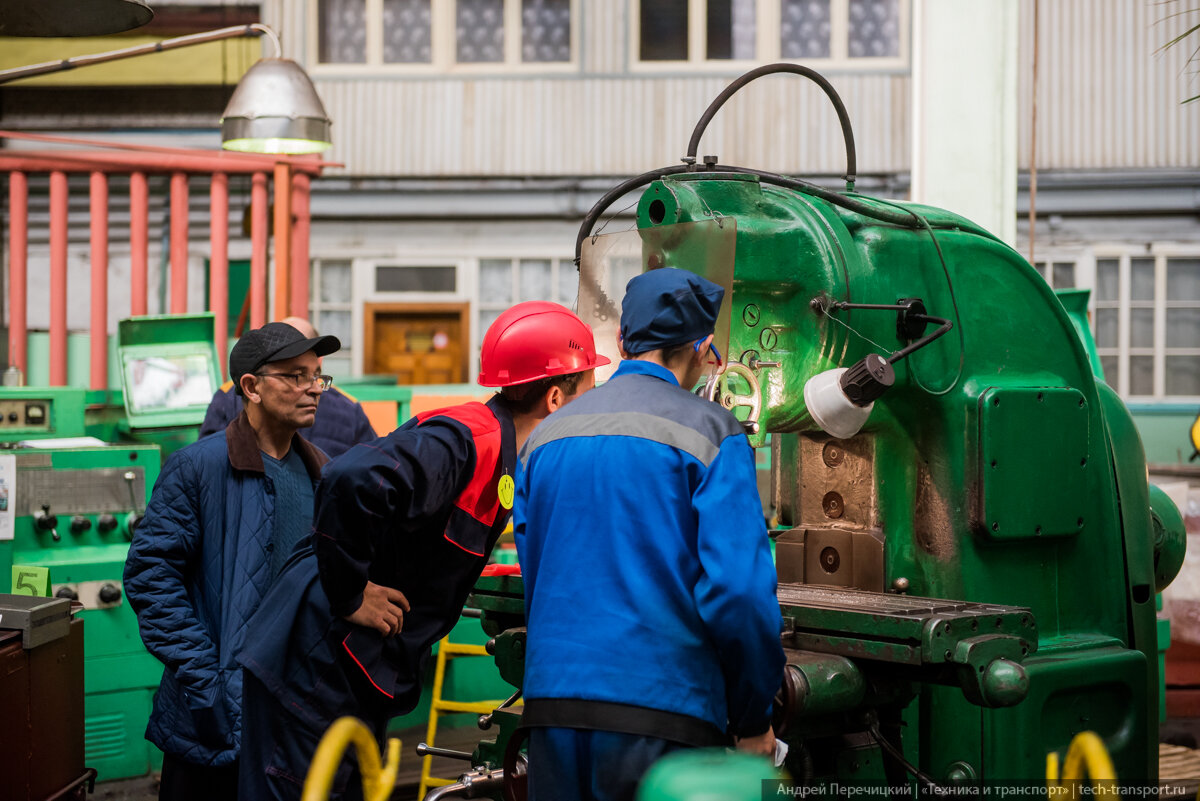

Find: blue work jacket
<box><xmin>515</xmin><ymin>360</ymin><xmax>785</xmax><ymax>742</ymax></box>
<box><xmin>200</xmin><ymin>382</ymin><xmax>377</xmax><ymax>458</ymax></box>
<box><xmin>124</xmin><ymin>412</ymin><xmax>328</xmax><ymax>765</ymax></box>
<box><xmin>238</xmin><ymin>398</ymin><xmax>516</xmax><ymax>732</ymax></box>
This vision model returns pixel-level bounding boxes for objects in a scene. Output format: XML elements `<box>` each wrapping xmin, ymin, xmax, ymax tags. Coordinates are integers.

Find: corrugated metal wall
<box><xmin>1018</xmin><ymin>0</ymin><xmax>1200</xmax><ymax>170</ymax></box>
<box><xmin>265</xmin><ymin>0</ymin><xmax>909</xmax><ymax>177</ymax></box>
<box><xmin>314</xmin><ymin>74</ymin><xmax>909</xmax><ymax>177</ymax></box>
<box><xmin>264</xmin><ymin>0</ymin><xmax>1197</xmax><ymax>177</ymax></box>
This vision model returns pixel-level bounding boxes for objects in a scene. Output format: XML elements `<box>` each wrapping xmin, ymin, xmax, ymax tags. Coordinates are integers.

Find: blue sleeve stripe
<box><xmin>521</xmin><ymin>411</ymin><xmax>719</xmax><ymax>469</ymax></box>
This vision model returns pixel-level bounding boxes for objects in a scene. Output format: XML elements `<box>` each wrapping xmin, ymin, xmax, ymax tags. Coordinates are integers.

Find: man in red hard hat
<box><xmin>237</xmin><ymin>301</ymin><xmax>606</xmax><ymax>801</ymax></box>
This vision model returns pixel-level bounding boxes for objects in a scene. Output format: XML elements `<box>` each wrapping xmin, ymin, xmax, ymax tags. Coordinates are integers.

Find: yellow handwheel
<box><xmin>1046</xmin><ymin>731</ymin><xmax>1118</xmax><ymax>801</ymax></box>
<box><xmin>302</xmin><ymin>716</ymin><xmax>402</xmax><ymax>801</ymax></box>
<box><xmin>1190</xmin><ymin>410</ymin><xmax>1200</xmax><ymax>461</ymax></box>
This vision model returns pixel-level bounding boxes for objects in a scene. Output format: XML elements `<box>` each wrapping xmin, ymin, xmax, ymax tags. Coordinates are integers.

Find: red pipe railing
<box><xmin>249</xmin><ymin>171</ymin><xmax>269</xmax><ymax>331</ymax></box>
<box><xmin>89</xmin><ymin>171</ymin><xmax>109</xmax><ymax>390</ymax></box>
<box><xmin>290</xmin><ymin>171</ymin><xmax>311</xmax><ymax>318</ymax></box>
<box><xmin>7</xmin><ymin>171</ymin><xmax>26</xmax><ymax>378</ymax></box>
<box><xmin>49</xmin><ymin>171</ymin><xmax>68</xmax><ymax>386</ymax></box>
<box><xmin>0</xmin><ymin>130</ymin><xmax>334</xmax><ymax>387</ymax></box>
<box><xmin>130</xmin><ymin>171</ymin><xmax>149</xmax><ymax>317</ymax></box>
<box><xmin>169</xmin><ymin>172</ymin><xmax>189</xmax><ymax>316</ymax></box>
<box><xmin>209</xmin><ymin>173</ymin><xmax>229</xmax><ymax>378</ymax></box>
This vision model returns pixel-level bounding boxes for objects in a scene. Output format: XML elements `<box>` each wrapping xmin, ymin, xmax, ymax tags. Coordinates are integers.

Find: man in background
<box><xmin>200</xmin><ymin>317</ymin><xmax>376</xmax><ymax>457</ymax></box>
<box><xmin>125</xmin><ymin>322</ymin><xmax>341</xmax><ymax>800</ymax></box>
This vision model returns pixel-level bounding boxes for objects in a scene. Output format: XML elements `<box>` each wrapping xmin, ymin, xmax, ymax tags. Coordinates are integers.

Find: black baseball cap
<box><xmin>229</xmin><ymin>322</ymin><xmax>341</xmax><ymax>396</ymax></box>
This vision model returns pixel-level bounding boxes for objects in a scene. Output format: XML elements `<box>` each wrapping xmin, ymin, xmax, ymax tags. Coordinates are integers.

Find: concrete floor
<box><xmin>91</xmin><ymin>723</ymin><xmax>478</xmax><ymax>801</ymax></box>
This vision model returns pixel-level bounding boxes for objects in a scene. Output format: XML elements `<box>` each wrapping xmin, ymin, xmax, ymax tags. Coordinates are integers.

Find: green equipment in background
<box><xmin>116</xmin><ymin>313</ymin><xmax>220</xmax><ymax>460</ymax></box>
<box><xmin>0</xmin><ymin>432</ymin><xmax>162</xmax><ymax>783</ymax></box>
<box><xmin>0</xmin><ymin>386</ymin><xmax>88</xmax><ymax>440</ymax></box>
<box><xmin>446</xmin><ymin>64</ymin><xmax>1189</xmax><ymax>797</ymax></box>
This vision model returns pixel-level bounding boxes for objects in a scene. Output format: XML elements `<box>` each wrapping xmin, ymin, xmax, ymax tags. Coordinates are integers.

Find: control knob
<box><xmin>34</xmin><ymin>505</ymin><xmax>59</xmax><ymax>542</ymax></box>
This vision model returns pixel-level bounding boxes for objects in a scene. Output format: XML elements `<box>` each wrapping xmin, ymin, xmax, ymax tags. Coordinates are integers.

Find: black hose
<box><xmin>710</xmin><ymin>164</ymin><xmax>924</xmax><ymax>228</ymax></box>
<box><xmin>572</xmin><ymin>164</ymin><xmax>692</xmax><ymax>266</ymax></box>
<box><xmin>573</xmin><ymin>66</ymin><xmax>919</xmax><ymax>273</ymax></box>
<box><xmin>686</xmin><ymin>63</ymin><xmax>858</xmax><ymax>190</ymax></box>
<box><xmin>888</xmin><ymin>317</ymin><xmax>953</xmax><ymax>364</ymax></box>
<box><xmin>572</xmin><ymin>162</ymin><xmax>920</xmax><ymax>267</ymax></box>
<box><xmin>868</xmin><ymin>722</ymin><xmax>948</xmax><ymax>792</ymax></box>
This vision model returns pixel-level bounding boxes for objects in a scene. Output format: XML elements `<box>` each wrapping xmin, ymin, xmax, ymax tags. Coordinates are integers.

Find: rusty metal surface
<box><xmin>776</xmin><ymin>582</ymin><xmax>1023</xmax><ymax>617</ymax></box>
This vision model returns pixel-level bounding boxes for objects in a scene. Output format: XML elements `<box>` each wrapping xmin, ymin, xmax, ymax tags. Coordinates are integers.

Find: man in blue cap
<box><xmin>515</xmin><ymin>267</ymin><xmax>786</xmax><ymax>801</ymax></box>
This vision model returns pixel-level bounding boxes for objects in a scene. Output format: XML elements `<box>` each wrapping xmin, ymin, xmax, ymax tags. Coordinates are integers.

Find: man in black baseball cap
<box><xmin>229</xmin><ymin>320</ymin><xmax>341</xmax><ymax>396</ymax></box>
<box><xmin>124</xmin><ymin>321</ymin><xmax>342</xmax><ymax>801</ymax></box>
<box><xmin>200</xmin><ymin>318</ymin><xmax>376</xmax><ymax>458</ymax></box>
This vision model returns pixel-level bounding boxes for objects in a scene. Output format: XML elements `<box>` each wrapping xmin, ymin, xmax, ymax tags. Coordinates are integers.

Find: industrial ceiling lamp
<box><xmin>0</xmin><ymin>22</ymin><xmax>331</xmax><ymax>155</ymax></box>
<box><xmin>220</xmin><ymin>55</ymin><xmax>333</xmax><ymax>155</ymax></box>
<box><xmin>0</xmin><ymin>0</ymin><xmax>153</xmax><ymax>37</ymax></box>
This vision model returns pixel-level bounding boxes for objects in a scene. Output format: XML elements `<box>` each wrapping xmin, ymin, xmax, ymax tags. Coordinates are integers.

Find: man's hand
<box><xmin>734</xmin><ymin>727</ymin><xmax>776</xmax><ymax>758</ymax></box>
<box><xmin>344</xmin><ymin>581</ymin><xmax>410</xmax><ymax>637</ymax></box>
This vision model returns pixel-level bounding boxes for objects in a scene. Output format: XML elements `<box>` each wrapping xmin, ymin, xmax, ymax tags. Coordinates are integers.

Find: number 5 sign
<box><xmin>11</xmin><ymin>565</ymin><xmax>50</xmax><ymax>596</ymax></box>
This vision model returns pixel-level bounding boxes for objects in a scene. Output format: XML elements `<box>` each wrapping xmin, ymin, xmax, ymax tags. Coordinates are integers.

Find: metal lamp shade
<box><xmin>0</xmin><ymin>0</ymin><xmax>153</xmax><ymax>36</ymax></box>
<box><xmin>220</xmin><ymin>58</ymin><xmax>332</xmax><ymax>155</ymax></box>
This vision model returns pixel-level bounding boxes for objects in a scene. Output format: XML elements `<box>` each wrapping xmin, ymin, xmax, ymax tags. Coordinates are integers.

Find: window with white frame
<box><xmin>477</xmin><ymin>256</ymin><xmax>578</xmax><ymax>339</ymax></box>
<box><xmin>315</xmin><ymin>0</ymin><xmax>575</xmax><ymax>69</ymax></box>
<box><xmin>310</xmin><ymin>258</ymin><xmax>356</xmax><ymax>378</ymax></box>
<box><xmin>635</xmin><ymin>0</ymin><xmax>906</xmax><ymax>68</ymax></box>
<box><xmin>1090</xmin><ymin>251</ymin><xmax>1200</xmax><ymax>400</ymax></box>
<box><xmin>1033</xmin><ymin>259</ymin><xmax>1076</xmax><ymax>290</ymax></box>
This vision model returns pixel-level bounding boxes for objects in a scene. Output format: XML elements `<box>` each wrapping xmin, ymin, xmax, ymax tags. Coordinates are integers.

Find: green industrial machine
<box><xmin>115</xmin><ymin>313</ymin><xmax>220</xmax><ymax>459</ymax></box>
<box><xmin>0</xmin><ymin>316</ymin><xmax>222</xmax><ymax>783</ymax></box>
<box><xmin>436</xmin><ymin>65</ymin><xmax>1188</xmax><ymax>797</ymax></box>
<box><xmin>0</xmin><ymin>433</ymin><xmax>161</xmax><ymax>782</ymax></box>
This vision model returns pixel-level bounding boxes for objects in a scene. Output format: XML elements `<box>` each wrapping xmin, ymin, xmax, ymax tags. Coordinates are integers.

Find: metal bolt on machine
<box><xmin>442</xmin><ymin>64</ymin><xmax>1189</xmax><ymax>798</ymax></box>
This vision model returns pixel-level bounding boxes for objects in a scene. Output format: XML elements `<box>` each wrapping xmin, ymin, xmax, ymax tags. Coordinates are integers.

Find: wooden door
<box><xmin>363</xmin><ymin>303</ymin><xmax>470</xmax><ymax>384</ymax></box>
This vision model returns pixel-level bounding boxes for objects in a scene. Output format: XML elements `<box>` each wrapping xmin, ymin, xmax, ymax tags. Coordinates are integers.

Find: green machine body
<box><xmin>461</xmin><ymin>64</ymin><xmax>1184</xmax><ymax>795</ymax></box>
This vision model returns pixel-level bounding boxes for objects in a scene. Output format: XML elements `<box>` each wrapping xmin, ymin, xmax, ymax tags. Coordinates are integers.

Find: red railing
<box><xmin>1</xmin><ymin>130</ymin><xmax>333</xmax><ymax>385</ymax></box>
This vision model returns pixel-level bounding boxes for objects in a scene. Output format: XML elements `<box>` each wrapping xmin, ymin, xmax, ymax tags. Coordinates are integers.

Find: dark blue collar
<box><xmin>611</xmin><ymin>359</ymin><xmax>680</xmax><ymax>387</ymax></box>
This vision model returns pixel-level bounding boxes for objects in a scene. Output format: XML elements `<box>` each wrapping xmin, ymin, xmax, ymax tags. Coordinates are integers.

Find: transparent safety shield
<box><xmin>578</xmin><ymin>219</ymin><xmax>737</xmax><ymax>383</ymax></box>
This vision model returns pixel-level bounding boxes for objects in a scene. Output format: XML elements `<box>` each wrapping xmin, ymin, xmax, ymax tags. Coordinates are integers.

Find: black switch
<box><xmin>98</xmin><ymin>583</ymin><xmax>122</xmax><ymax>604</ymax></box>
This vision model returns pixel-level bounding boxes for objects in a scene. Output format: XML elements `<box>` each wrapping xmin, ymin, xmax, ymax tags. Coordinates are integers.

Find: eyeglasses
<box><xmin>693</xmin><ymin>339</ymin><xmax>722</xmax><ymax>367</ymax></box>
<box><xmin>255</xmin><ymin>371</ymin><xmax>334</xmax><ymax>391</ymax></box>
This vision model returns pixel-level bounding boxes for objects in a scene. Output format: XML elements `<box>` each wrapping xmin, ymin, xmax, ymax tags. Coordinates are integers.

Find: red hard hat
<box><xmin>478</xmin><ymin>301</ymin><xmax>610</xmax><ymax>387</ymax></box>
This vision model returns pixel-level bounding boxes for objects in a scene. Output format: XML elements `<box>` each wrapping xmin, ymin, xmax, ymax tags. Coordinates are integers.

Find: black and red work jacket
<box><xmin>238</xmin><ymin>397</ymin><xmax>516</xmax><ymax>729</ymax></box>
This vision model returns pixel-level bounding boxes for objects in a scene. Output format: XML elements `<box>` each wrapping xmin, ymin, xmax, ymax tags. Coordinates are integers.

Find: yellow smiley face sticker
<box><xmin>498</xmin><ymin>474</ymin><xmax>515</xmax><ymax>510</ymax></box>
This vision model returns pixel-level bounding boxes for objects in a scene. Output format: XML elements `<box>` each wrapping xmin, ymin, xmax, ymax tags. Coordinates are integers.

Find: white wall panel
<box><xmin>1019</xmin><ymin>0</ymin><xmax>1200</xmax><ymax>170</ymax></box>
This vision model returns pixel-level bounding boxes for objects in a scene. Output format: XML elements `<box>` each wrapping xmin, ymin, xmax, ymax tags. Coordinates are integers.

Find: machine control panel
<box><xmin>52</xmin><ymin>580</ymin><xmax>125</xmax><ymax>610</ymax></box>
<box><xmin>0</xmin><ymin>399</ymin><xmax>50</xmax><ymax>431</ymax></box>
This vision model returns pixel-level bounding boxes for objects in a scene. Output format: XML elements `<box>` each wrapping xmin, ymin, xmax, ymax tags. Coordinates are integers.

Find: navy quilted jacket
<box><xmin>199</xmin><ymin>382</ymin><xmax>377</xmax><ymax>458</ymax></box>
<box><xmin>124</xmin><ymin>411</ymin><xmax>328</xmax><ymax>765</ymax></box>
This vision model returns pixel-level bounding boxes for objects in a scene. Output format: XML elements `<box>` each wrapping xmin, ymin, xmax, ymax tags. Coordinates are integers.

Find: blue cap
<box><xmin>619</xmin><ymin>268</ymin><xmax>725</xmax><ymax>355</ymax></box>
